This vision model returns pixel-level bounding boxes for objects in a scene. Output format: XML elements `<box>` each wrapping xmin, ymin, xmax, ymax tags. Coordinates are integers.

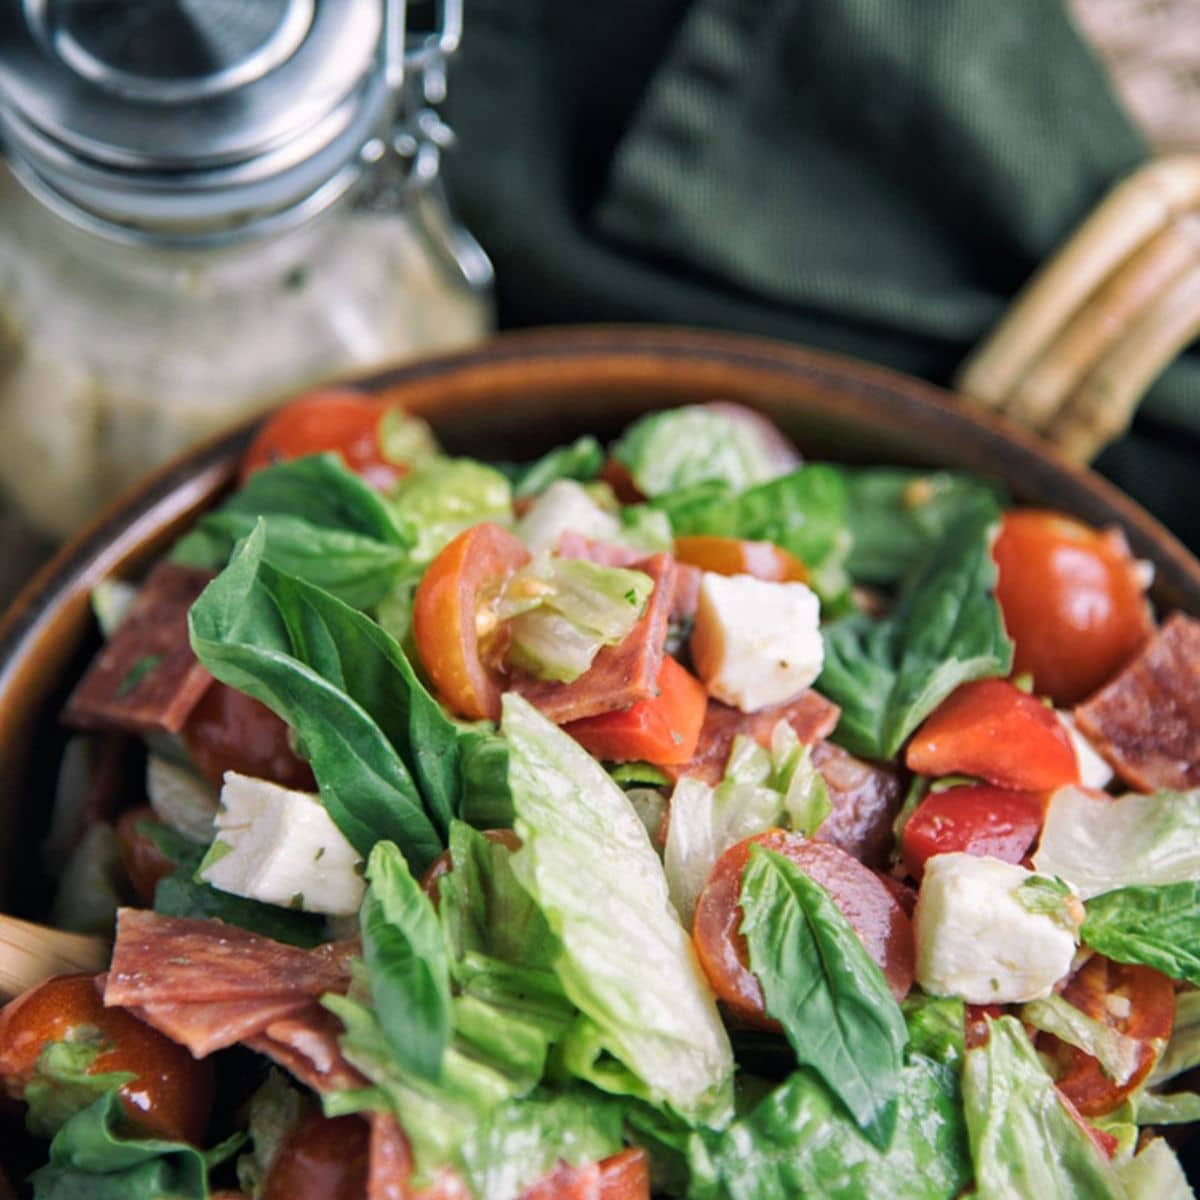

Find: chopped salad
<box><xmin>1</xmin><ymin>392</ymin><xmax>1199</xmax><ymax>1199</ymax></box>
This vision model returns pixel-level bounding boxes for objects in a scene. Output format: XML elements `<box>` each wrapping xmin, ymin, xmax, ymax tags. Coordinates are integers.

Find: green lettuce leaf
<box><xmin>189</xmin><ymin>524</ymin><xmax>464</xmax><ymax>869</ymax></box>
<box><xmin>901</xmin><ymin>994</ymin><xmax>965</xmax><ymax>1069</ymax></box>
<box><xmin>235</xmin><ymin>1070</ymin><xmax>305</xmax><ymax>1197</ymax></box>
<box><xmin>360</xmin><ymin>841</ymin><xmax>452</xmax><ymax>1082</ymax></box>
<box><xmin>23</xmin><ymin>1040</ymin><xmax>135</xmax><ymax>1139</ymax></box>
<box><xmin>1115</xmin><ymin>1139</ymin><xmax>1195</xmax><ymax>1198</ymax></box>
<box><xmin>29</xmin><ymin>1091</ymin><xmax>242</xmax><ymax>1200</ymax></box>
<box><xmin>1152</xmin><ymin>990</ymin><xmax>1200</xmax><ymax>1086</ymax></box>
<box><xmin>962</xmin><ymin>1016</ymin><xmax>1129</xmax><ymax>1199</ymax></box>
<box><xmin>502</xmin><ymin>693</ymin><xmax>734</xmax><ymax>1124</ymax></box>
<box><xmin>816</xmin><ymin>503</ymin><xmax>1012</xmax><ymax>759</ymax></box>
<box><xmin>687</xmin><ymin>1056</ymin><xmax>970</xmax><ymax>1200</ymax></box>
<box><xmin>1020</xmin><ymin>995</ymin><xmax>1142</xmax><ymax>1085</ymax></box>
<box><xmin>613</xmin><ymin>405</ymin><xmax>793</xmax><ymax>498</ymax></box>
<box><xmin>1134</xmin><ymin>1090</ymin><xmax>1200</xmax><ymax>1126</ymax></box>
<box><xmin>386</xmin><ymin>458</ymin><xmax>512</xmax><ymax>563</ymax></box>
<box><xmin>1081</xmin><ymin>881</ymin><xmax>1200</xmax><ymax>986</ymax></box>
<box><xmin>1033</xmin><ymin>788</ymin><xmax>1200</xmax><ymax>900</ymax></box>
<box><xmin>843</xmin><ymin>468</ymin><xmax>1004</xmax><ymax>585</ymax></box>
<box><xmin>740</xmin><ymin>845</ymin><xmax>908</xmax><ymax>1149</ymax></box>
<box><xmin>508</xmin><ymin>436</ymin><xmax>604</xmax><ymax>498</ymax></box>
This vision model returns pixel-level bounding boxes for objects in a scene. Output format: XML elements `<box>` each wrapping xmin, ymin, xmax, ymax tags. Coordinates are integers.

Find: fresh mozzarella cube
<box><xmin>515</xmin><ymin>479</ymin><xmax>621</xmax><ymax>553</ymax></box>
<box><xmin>200</xmin><ymin>772</ymin><xmax>365</xmax><ymax>916</ymax></box>
<box><xmin>1056</xmin><ymin>712</ymin><xmax>1113</xmax><ymax>791</ymax></box>
<box><xmin>914</xmin><ymin>853</ymin><xmax>1081</xmax><ymax>1004</ymax></box>
<box><xmin>146</xmin><ymin>755</ymin><xmax>218</xmax><ymax>844</ymax></box>
<box><xmin>689</xmin><ymin>572</ymin><xmax>823</xmax><ymax>712</ymax></box>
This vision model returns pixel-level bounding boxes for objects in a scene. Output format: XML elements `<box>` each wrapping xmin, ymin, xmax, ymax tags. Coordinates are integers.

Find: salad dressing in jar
<box><xmin>0</xmin><ymin>0</ymin><xmax>492</xmax><ymax>537</ymax></box>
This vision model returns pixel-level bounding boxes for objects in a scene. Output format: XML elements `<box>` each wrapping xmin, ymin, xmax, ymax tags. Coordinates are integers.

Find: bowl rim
<box><xmin>1</xmin><ymin>322</ymin><xmax>1197</xmax><ymax>699</ymax></box>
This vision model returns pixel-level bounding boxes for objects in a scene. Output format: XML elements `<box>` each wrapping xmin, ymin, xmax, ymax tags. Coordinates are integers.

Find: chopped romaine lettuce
<box><xmin>1019</xmin><ymin>995</ymin><xmax>1142</xmax><ymax>1085</ymax></box>
<box><xmin>50</xmin><ymin>823</ymin><xmax>122</xmax><ymax>936</ymax></box>
<box><xmin>502</xmin><ymin>693</ymin><xmax>734</xmax><ymax>1124</ymax></box>
<box><xmin>387</xmin><ymin>458</ymin><xmax>513</xmax><ymax>562</ymax></box>
<box><xmin>235</xmin><ymin>1071</ymin><xmax>305</xmax><ymax>1197</ymax></box>
<box><xmin>501</xmin><ymin>554</ymin><xmax>653</xmax><ymax>683</ymax></box>
<box><xmin>1115</xmin><ymin>1138</ymin><xmax>1195</xmax><ymax>1198</ymax></box>
<box><xmin>1151</xmin><ymin>990</ymin><xmax>1200</xmax><ymax>1086</ymax></box>
<box><xmin>613</xmin><ymin>404</ymin><xmax>794</xmax><ymax>498</ymax></box>
<box><xmin>377</xmin><ymin>408</ymin><xmax>440</xmax><ymax>467</ymax></box>
<box><xmin>962</xmin><ymin>1016</ymin><xmax>1129</xmax><ymax>1199</ymax></box>
<box><xmin>508</xmin><ymin>436</ymin><xmax>604</xmax><ymax>498</ymax></box>
<box><xmin>515</xmin><ymin>479</ymin><xmax>622</xmax><ymax>553</ymax></box>
<box><xmin>1033</xmin><ymin>787</ymin><xmax>1200</xmax><ymax>900</ymax></box>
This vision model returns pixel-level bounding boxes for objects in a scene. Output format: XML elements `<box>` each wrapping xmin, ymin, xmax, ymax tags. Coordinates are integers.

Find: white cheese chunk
<box><xmin>1056</xmin><ymin>711</ymin><xmax>1114</xmax><ymax>791</ymax></box>
<box><xmin>200</xmin><ymin>772</ymin><xmax>365</xmax><ymax>916</ymax></box>
<box><xmin>515</xmin><ymin>479</ymin><xmax>621</xmax><ymax>553</ymax></box>
<box><xmin>689</xmin><ymin>572</ymin><xmax>823</xmax><ymax>713</ymax></box>
<box><xmin>914</xmin><ymin>853</ymin><xmax>1080</xmax><ymax>1004</ymax></box>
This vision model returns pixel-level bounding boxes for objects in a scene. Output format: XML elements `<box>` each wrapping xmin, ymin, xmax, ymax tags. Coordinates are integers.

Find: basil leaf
<box><xmin>655</xmin><ymin>466</ymin><xmax>851</xmax><ymax>605</ymax></box>
<box><xmin>962</xmin><ymin>1016</ymin><xmax>1128</xmax><ymax>1199</ymax></box>
<box><xmin>29</xmin><ymin>1091</ymin><xmax>242</xmax><ymax>1200</ymax></box>
<box><xmin>189</xmin><ymin>523</ymin><xmax>452</xmax><ymax>869</ymax></box>
<box><xmin>688</xmin><ymin>1057</ymin><xmax>970</xmax><ymax>1200</ymax></box>
<box><xmin>508</xmin><ymin>436</ymin><xmax>604</xmax><ymax>498</ymax></box>
<box><xmin>153</xmin><ymin>871</ymin><xmax>325</xmax><ymax>948</ymax></box>
<box><xmin>902</xmin><ymin>994</ymin><xmax>965</xmax><ymax>1069</ymax></box>
<box><xmin>740</xmin><ymin>845</ymin><xmax>908</xmax><ymax>1149</ymax></box>
<box><xmin>843</xmin><ymin>468</ymin><xmax>1004</xmax><ymax>585</ymax></box>
<box><xmin>360</xmin><ymin>841</ymin><xmax>452</xmax><ymax>1082</ymax></box>
<box><xmin>816</xmin><ymin>504</ymin><xmax>1013</xmax><ymax>759</ymax></box>
<box><xmin>1081</xmin><ymin>882</ymin><xmax>1200</xmax><ymax>986</ymax></box>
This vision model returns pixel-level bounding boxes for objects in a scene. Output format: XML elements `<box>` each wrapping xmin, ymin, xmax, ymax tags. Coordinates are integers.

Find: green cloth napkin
<box><xmin>444</xmin><ymin>0</ymin><xmax>1199</xmax><ymax>549</ymax></box>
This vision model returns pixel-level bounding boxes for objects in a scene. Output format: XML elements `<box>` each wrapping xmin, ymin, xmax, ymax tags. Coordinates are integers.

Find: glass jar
<box><xmin>0</xmin><ymin>0</ymin><xmax>492</xmax><ymax>536</ymax></box>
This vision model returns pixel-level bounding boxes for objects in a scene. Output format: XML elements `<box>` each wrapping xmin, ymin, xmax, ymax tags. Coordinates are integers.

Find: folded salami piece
<box><xmin>129</xmin><ymin>994</ymin><xmax>319</xmax><ymax>1059</ymax></box>
<box><xmin>663</xmin><ymin>690</ymin><xmax>841</xmax><ymax>786</ymax></box>
<box><xmin>62</xmin><ymin>561</ymin><xmax>215</xmax><ymax>735</ymax></box>
<box><xmin>511</xmin><ymin>553</ymin><xmax>675</xmax><ymax>723</ymax></box>
<box><xmin>811</xmin><ymin>742</ymin><xmax>904</xmax><ymax>868</ymax></box>
<box><xmin>104</xmin><ymin>908</ymin><xmax>354</xmax><ymax>1006</ymax></box>
<box><xmin>1074</xmin><ymin>613</ymin><xmax>1200</xmax><ymax>792</ymax></box>
<box><xmin>246</xmin><ymin>1002</ymin><xmax>369</xmax><ymax>1094</ymax></box>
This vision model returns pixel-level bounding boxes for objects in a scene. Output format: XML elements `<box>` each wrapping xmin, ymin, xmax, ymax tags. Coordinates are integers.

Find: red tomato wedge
<box><xmin>905</xmin><ymin>678</ymin><xmax>1078</xmax><ymax>791</ymax></box>
<box><xmin>241</xmin><ymin>390</ymin><xmax>406</xmax><ymax>489</ymax></box>
<box><xmin>673</xmin><ymin>536</ymin><xmax>808</xmax><ymax>583</ymax></box>
<box><xmin>899</xmin><ymin>784</ymin><xmax>1046</xmax><ymax>880</ymax></box>
<box><xmin>413</xmin><ymin>523</ymin><xmax>531</xmax><ymax>721</ymax></box>
<box><xmin>564</xmin><ymin>657</ymin><xmax>707</xmax><ymax>765</ymax></box>
<box><xmin>693</xmin><ymin>831</ymin><xmax>915</xmax><ymax>1029</ymax></box>
<box><xmin>993</xmin><ymin>510</ymin><xmax>1153</xmax><ymax>705</ymax></box>
<box><xmin>1040</xmin><ymin>955</ymin><xmax>1175</xmax><ymax>1117</ymax></box>
<box><xmin>0</xmin><ymin>974</ymin><xmax>214</xmax><ymax>1144</ymax></box>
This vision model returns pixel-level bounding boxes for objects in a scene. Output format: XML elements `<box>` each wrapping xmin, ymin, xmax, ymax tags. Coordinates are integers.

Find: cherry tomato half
<box><xmin>564</xmin><ymin>657</ymin><xmax>708</xmax><ymax>766</ymax></box>
<box><xmin>899</xmin><ymin>785</ymin><xmax>1045</xmax><ymax>881</ymax></box>
<box><xmin>693</xmin><ymin>831</ymin><xmax>914</xmax><ymax>1029</ymax></box>
<box><xmin>413</xmin><ymin>523</ymin><xmax>531</xmax><ymax>721</ymax></box>
<box><xmin>993</xmin><ymin>511</ymin><xmax>1152</xmax><ymax>706</ymax></box>
<box><xmin>1040</xmin><ymin>955</ymin><xmax>1174</xmax><ymax>1117</ymax></box>
<box><xmin>182</xmin><ymin>683</ymin><xmax>315</xmax><ymax>792</ymax></box>
<box><xmin>115</xmin><ymin>807</ymin><xmax>178</xmax><ymax>906</ymax></box>
<box><xmin>0</xmin><ymin>974</ymin><xmax>213</xmax><ymax>1144</ymax></box>
<box><xmin>261</xmin><ymin>1111</ymin><xmax>370</xmax><ymax>1200</ymax></box>
<box><xmin>241</xmin><ymin>390</ymin><xmax>404</xmax><ymax>490</ymax></box>
<box><xmin>905</xmin><ymin>678</ymin><xmax>1078</xmax><ymax>792</ymax></box>
<box><xmin>673</xmin><ymin>536</ymin><xmax>808</xmax><ymax>583</ymax></box>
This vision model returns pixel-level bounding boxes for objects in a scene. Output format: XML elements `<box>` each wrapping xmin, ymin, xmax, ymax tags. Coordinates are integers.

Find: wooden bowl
<box><xmin>1</xmin><ymin>324</ymin><xmax>1198</xmax><ymax>1184</ymax></box>
<box><xmin>1</xmin><ymin>325</ymin><xmax>1197</xmax><ymax>913</ymax></box>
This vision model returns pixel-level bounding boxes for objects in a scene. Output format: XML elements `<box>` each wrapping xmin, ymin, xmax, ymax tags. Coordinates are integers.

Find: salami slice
<box><xmin>664</xmin><ymin>690</ymin><xmax>841</xmax><ymax>785</ymax></box>
<box><xmin>130</xmin><ymin>994</ymin><xmax>318</xmax><ymax>1059</ymax></box>
<box><xmin>368</xmin><ymin>1112</ymin><xmax>412</xmax><ymax>1200</ymax></box>
<box><xmin>1074</xmin><ymin>613</ymin><xmax>1200</xmax><ymax>792</ymax></box>
<box><xmin>511</xmin><ymin>554</ymin><xmax>675</xmax><ymax>723</ymax></box>
<box><xmin>812</xmin><ymin>741</ymin><xmax>905</xmax><ymax>867</ymax></box>
<box><xmin>62</xmin><ymin>562</ymin><xmax>216</xmax><ymax>735</ymax></box>
<box><xmin>246</xmin><ymin>1003</ymin><xmax>368</xmax><ymax>1094</ymax></box>
<box><xmin>104</xmin><ymin>909</ymin><xmax>353</xmax><ymax>1006</ymax></box>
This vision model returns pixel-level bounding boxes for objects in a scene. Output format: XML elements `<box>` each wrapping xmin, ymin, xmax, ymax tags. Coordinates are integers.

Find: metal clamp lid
<box><xmin>0</xmin><ymin>0</ymin><xmax>456</xmax><ymax>245</ymax></box>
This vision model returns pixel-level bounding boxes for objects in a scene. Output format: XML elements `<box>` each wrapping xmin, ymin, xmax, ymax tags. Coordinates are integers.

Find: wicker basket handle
<box><xmin>956</xmin><ymin>155</ymin><xmax>1200</xmax><ymax>462</ymax></box>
